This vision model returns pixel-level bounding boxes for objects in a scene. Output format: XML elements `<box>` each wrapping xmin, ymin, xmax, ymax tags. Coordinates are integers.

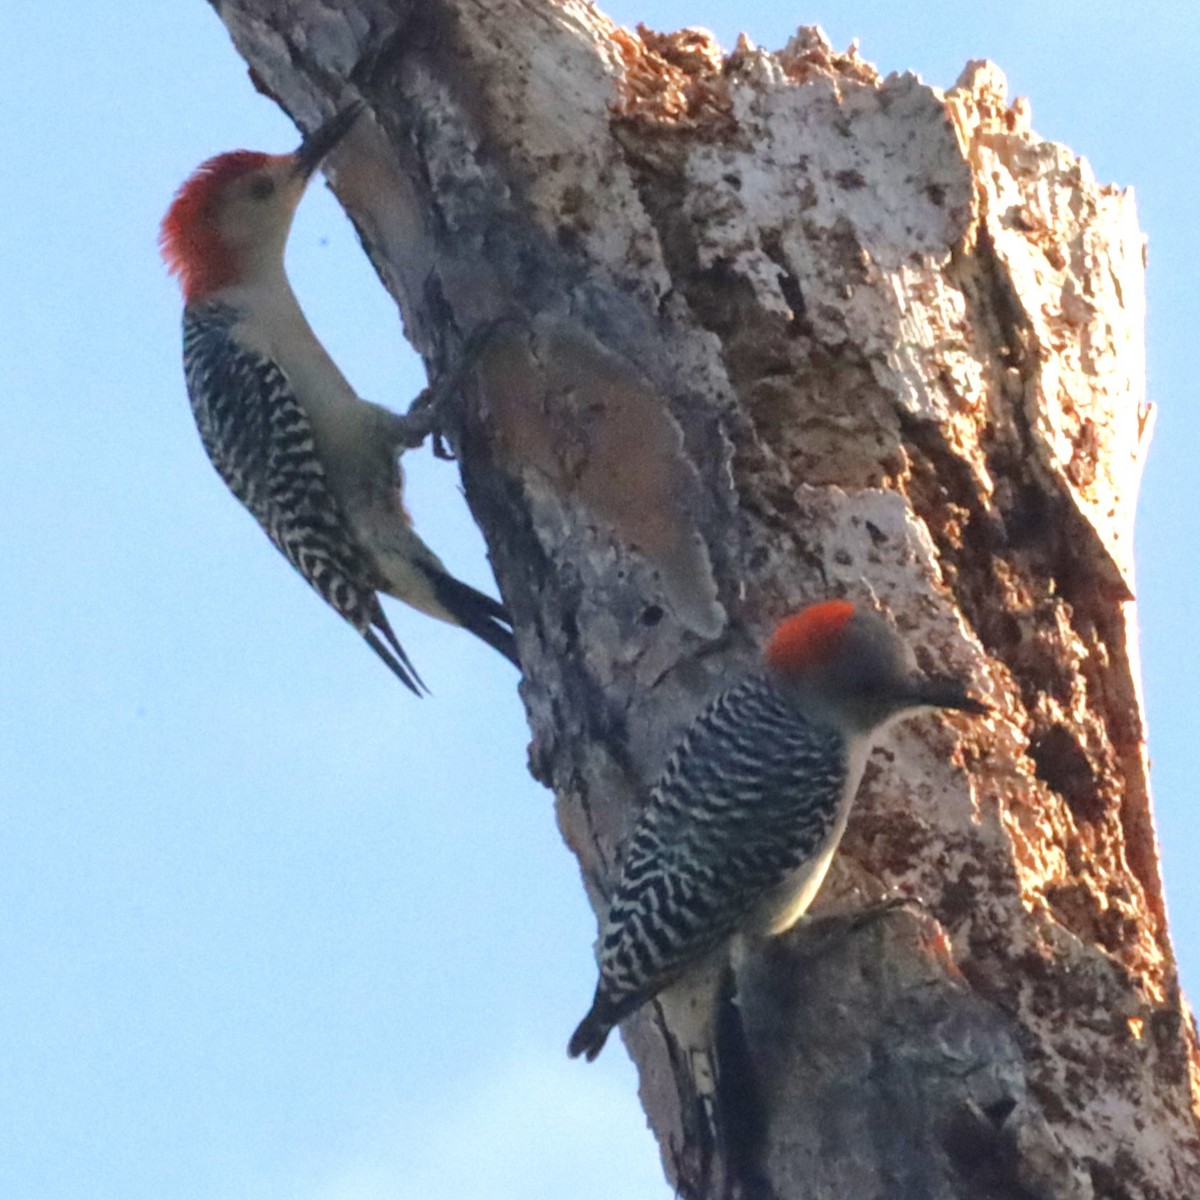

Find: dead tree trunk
<box><xmin>206</xmin><ymin>2</ymin><xmax>1199</xmax><ymax>1195</ymax></box>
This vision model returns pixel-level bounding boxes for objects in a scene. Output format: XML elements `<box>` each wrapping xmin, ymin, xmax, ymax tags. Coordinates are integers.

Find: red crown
<box><xmin>160</xmin><ymin>150</ymin><xmax>271</xmax><ymax>301</ymax></box>
<box><xmin>764</xmin><ymin>600</ymin><xmax>856</xmax><ymax>675</ymax></box>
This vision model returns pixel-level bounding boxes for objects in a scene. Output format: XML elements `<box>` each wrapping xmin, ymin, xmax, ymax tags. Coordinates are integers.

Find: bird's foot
<box><xmin>796</xmin><ymin>893</ymin><xmax>925</xmax><ymax>960</ymax></box>
<box><xmin>389</xmin><ymin>393</ymin><xmax>440</xmax><ymax>451</ymax></box>
<box><xmin>846</xmin><ymin>892</ymin><xmax>926</xmax><ymax>934</ymax></box>
<box><xmin>403</xmin><ymin>315</ymin><xmax>527</xmax><ymax>460</ymax></box>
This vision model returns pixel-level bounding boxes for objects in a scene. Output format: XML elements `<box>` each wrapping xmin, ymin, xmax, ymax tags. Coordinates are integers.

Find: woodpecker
<box><xmin>160</xmin><ymin>104</ymin><xmax>518</xmax><ymax>693</ymax></box>
<box><xmin>569</xmin><ymin>599</ymin><xmax>986</xmax><ymax>1060</ymax></box>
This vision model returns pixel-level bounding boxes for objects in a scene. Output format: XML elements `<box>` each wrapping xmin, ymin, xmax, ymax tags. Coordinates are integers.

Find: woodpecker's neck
<box><xmin>186</xmin><ymin>263</ymin><xmax>322</xmax><ymax>372</ymax></box>
<box><xmin>188</xmin><ymin>245</ymin><xmax>288</xmax><ymax>305</ymax></box>
<box><xmin>185</xmin><ymin>264</ymin><xmax>366</xmax><ymax>449</ymax></box>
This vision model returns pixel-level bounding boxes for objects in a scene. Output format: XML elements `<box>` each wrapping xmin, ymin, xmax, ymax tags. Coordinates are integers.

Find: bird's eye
<box><xmin>249</xmin><ymin>177</ymin><xmax>275</xmax><ymax>201</ymax></box>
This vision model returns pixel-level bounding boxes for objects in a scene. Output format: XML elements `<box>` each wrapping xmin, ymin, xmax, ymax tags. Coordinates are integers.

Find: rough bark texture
<box><xmin>205</xmin><ymin>2</ymin><xmax>1200</xmax><ymax>1196</ymax></box>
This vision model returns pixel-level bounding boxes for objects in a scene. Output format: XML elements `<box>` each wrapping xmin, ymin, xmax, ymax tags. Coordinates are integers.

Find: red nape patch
<box><xmin>159</xmin><ymin>150</ymin><xmax>270</xmax><ymax>302</ymax></box>
<box><xmin>764</xmin><ymin>600</ymin><xmax>857</xmax><ymax>676</ymax></box>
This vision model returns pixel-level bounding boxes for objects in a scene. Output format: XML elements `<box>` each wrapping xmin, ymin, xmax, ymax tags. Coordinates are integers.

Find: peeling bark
<box><xmin>205</xmin><ymin>2</ymin><xmax>1199</xmax><ymax>1196</ymax></box>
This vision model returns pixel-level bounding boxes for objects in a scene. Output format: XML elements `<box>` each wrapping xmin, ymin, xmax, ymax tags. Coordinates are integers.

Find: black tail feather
<box><xmin>713</xmin><ymin>964</ymin><xmax>775</xmax><ymax>1199</ymax></box>
<box><xmin>569</xmin><ymin>988</ymin><xmax>644</xmax><ymax>1062</ymax></box>
<box><xmin>568</xmin><ymin>1002</ymin><xmax>615</xmax><ymax>1062</ymax></box>
<box><xmin>428</xmin><ymin>569</ymin><xmax>520</xmax><ymax>669</ymax></box>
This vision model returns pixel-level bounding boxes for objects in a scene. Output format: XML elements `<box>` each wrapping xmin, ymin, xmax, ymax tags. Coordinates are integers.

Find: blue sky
<box><xmin>2</xmin><ymin>3</ymin><xmax>1195</xmax><ymax>1198</ymax></box>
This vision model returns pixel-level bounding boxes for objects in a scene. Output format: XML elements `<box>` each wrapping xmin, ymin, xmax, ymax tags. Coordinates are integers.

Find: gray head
<box><xmin>763</xmin><ymin>600</ymin><xmax>987</xmax><ymax>735</ymax></box>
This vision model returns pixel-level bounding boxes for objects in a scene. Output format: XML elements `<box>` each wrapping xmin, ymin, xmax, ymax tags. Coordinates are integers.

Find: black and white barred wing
<box><xmin>181</xmin><ymin>304</ymin><xmax>424</xmax><ymax>693</ymax></box>
<box><xmin>597</xmin><ymin>678</ymin><xmax>847</xmax><ymax>1015</ymax></box>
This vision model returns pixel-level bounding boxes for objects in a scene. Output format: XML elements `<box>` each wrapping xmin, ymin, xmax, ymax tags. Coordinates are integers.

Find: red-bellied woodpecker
<box><xmin>568</xmin><ymin>599</ymin><xmax>986</xmax><ymax>1060</ymax></box>
<box><xmin>160</xmin><ymin>104</ymin><xmax>517</xmax><ymax>694</ymax></box>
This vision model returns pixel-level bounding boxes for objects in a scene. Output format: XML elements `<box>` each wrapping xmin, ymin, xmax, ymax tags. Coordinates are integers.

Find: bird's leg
<box><xmin>796</xmin><ymin>894</ymin><xmax>925</xmax><ymax>961</ymax></box>
<box><xmin>382</xmin><ymin>399</ymin><xmax>438</xmax><ymax>452</ymax></box>
<box><xmin>396</xmin><ymin>316</ymin><xmax>527</xmax><ymax>461</ymax></box>
<box><xmin>846</xmin><ymin>893</ymin><xmax>925</xmax><ymax>932</ymax></box>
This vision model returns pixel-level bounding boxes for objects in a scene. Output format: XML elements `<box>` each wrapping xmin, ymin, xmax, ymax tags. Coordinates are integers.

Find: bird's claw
<box><xmin>842</xmin><ymin>893</ymin><xmax>928</xmax><ymax>937</ymax></box>
<box><xmin>383</xmin><ymin>397</ymin><xmax>442</xmax><ymax>460</ymax></box>
<box><xmin>408</xmin><ymin>315</ymin><xmax>526</xmax><ymax>460</ymax></box>
<box><xmin>458</xmin><ymin>314</ymin><xmax>525</xmax><ymax>366</ymax></box>
<box><xmin>431</xmin><ymin>315</ymin><xmax>523</xmax><ymax>406</ymax></box>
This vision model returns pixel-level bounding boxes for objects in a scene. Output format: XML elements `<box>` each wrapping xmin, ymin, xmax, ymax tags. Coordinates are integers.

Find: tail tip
<box><xmin>568</xmin><ymin>1010</ymin><xmax>613</xmax><ymax>1062</ymax></box>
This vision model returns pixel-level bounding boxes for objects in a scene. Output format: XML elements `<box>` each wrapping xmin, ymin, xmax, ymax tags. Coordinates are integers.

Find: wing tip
<box><xmin>363</xmin><ymin>625</ymin><xmax>428</xmax><ymax>696</ymax></box>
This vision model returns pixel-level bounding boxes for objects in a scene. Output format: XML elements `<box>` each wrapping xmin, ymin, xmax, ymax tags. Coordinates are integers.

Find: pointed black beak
<box><xmin>907</xmin><ymin>676</ymin><xmax>990</xmax><ymax>716</ymax></box>
<box><xmin>294</xmin><ymin>102</ymin><xmax>363</xmax><ymax>178</ymax></box>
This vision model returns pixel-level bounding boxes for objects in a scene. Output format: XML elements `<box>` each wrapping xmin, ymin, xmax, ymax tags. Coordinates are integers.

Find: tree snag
<box><xmin>205</xmin><ymin>2</ymin><xmax>1199</xmax><ymax>1196</ymax></box>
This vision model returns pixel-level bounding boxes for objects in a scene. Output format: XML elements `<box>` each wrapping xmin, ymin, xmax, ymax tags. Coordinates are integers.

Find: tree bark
<box><xmin>206</xmin><ymin>2</ymin><xmax>1200</xmax><ymax>1195</ymax></box>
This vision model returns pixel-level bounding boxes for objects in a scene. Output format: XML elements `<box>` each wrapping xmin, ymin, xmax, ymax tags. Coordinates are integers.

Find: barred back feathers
<box><xmin>182</xmin><ymin>302</ymin><xmax>425</xmax><ymax>694</ymax></box>
<box><xmin>569</xmin><ymin>675</ymin><xmax>848</xmax><ymax>1060</ymax></box>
